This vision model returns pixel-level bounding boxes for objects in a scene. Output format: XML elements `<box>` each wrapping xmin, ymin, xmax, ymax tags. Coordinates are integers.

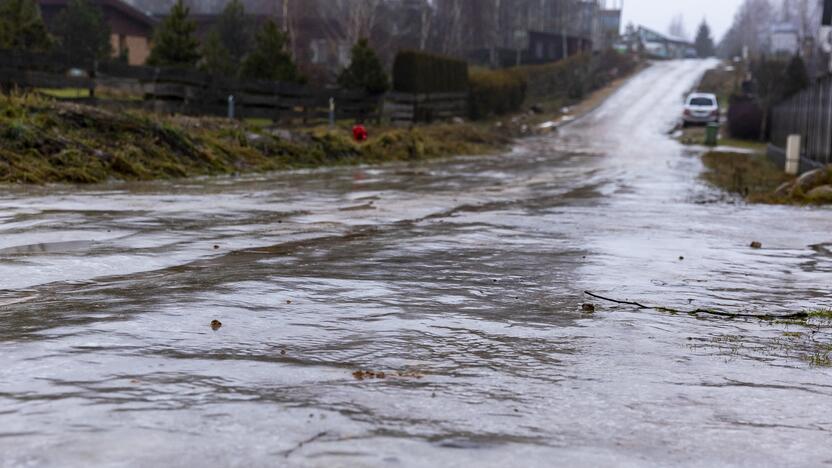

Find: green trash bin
<box><xmin>705</xmin><ymin>122</ymin><xmax>720</xmax><ymax>146</ymax></box>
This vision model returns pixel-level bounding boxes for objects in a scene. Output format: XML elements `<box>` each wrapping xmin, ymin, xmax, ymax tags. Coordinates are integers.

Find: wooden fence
<box><xmin>771</xmin><ymin>74</ymin><xmax>832</xmax><ymax>167</ymax></box>
<box><xmin>384</xmin><ymin>92</ymin><xmax>469</xmax><ymax>124</ymax></box>
<box><xmin>0</xmin><ymin>49</ymin><xmax>469</xmax><ymax>125</ymax></box>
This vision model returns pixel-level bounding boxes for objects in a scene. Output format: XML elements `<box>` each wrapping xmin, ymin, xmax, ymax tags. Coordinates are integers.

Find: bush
<box><xmin>468</xmin><ymin>67</ymin><xmax>526</xmax><ymax>119</ymax></box>
<box><xmin>393</xmin><ymin>50</ymin><xmax>468</xmax><ymax>94</ymax></box>
<box><xmin>518</xmin><ymin>51</ymin><xmax>637</xmax><ymax>102</ymax></box>
<box><xmin>727</xmin><ymin>94</ymin><xmax>763</xmax><ymax>140</ymax></box>
<box><xmin>466</xmin><ymin>50</ymin><xmax>637</xmax><ymax>120</ymax></box>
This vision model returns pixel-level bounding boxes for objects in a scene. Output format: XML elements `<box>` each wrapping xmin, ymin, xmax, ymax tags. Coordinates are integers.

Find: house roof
<box><xmin>39</xmin><ymin>0</ymin><xmax>157</xmax><ymax>28</ymax></box>
<box><xmin>638</xmin><ymin>26</ymin><xmax>693</xmax><ymax>47</ymax></box>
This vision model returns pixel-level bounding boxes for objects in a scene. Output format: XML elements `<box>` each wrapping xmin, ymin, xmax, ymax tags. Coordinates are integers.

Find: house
<box><xmin>630</xmin><ymin>26</ymin><xmax>696</xmax><ymax>59</ymax></box>
<box><xmin>595</xmin><ymin>7</ymin><xmax>622</xmax><ymax>51</ymax></box>
<box><xmin>771</xmin><ymin>23</ymin><xmax>800</xmax><ymax>56</ymax></box>
<box><xmin>150</xmin><ymin>11</ymin><xmax>351</xmax><ymax>80</ymax></box>
<box><xmin>39</xmin><ymin>0</ymin><xmax>156</xmax><ymax>65</ymax></box>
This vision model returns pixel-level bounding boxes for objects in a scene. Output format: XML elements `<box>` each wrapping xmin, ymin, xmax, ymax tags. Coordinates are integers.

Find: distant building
<box><xmin>623</xmin><ymin>26</ymin><xmax>696</xmax><ymax>59</ymax></box>
<box><xmin>595</xmin><ymin>8</ymin><xmax>622</xmax><ymax>51</ymax></box>
<box><xmin>39</xmin><ymin>0</ymin><xmax>156</xmax><ymax>65</ymax></box>
<box><xmin>771</xmin><ymin>23</ymin><xmax>800</xmax><ymax>56</ymax></box>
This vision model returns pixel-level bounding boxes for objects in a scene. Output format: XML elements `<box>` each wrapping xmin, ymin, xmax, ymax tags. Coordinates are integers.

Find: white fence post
<box><xmin>786</xmin><ymin>134</ymin><xmax>801</xmax><ymax>175</ymax></box>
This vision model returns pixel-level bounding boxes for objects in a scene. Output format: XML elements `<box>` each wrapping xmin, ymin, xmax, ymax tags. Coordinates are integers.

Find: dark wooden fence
<box><xmin>384</xmin><ymin>92</ymin><xmax>469</xmax><ymax>124</ymax></box>
<box><xmin>771</xmin><ymin>74</ymin><xmax>832</xmax><ymax>167</ymax></box>
<box><xmin>0</xmin><ymin>49</ymin><xmax>469</xmax><ymax>125</ymax></box>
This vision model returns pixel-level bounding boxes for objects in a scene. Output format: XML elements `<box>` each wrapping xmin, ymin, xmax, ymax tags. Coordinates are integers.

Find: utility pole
<box><xmin>561</xmin><ymin>0</ymin><xmax>569</xmax><ymax>60</ymax></box>
<box><xmin>824</xmin><ymin>0</ymin><xmax>832</xmax><ymax>72</ymax></box>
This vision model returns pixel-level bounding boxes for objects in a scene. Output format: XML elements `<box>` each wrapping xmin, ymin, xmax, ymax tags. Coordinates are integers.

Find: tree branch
<box><xmin>584</xmin><ymin>291</ymin><xmax>809</xmax><ymax>320</ymax></box>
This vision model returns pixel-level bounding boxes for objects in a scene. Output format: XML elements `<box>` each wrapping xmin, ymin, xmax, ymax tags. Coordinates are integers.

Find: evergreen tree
<box><xmin>783</xmin><ymin>54</ymin><xmax>809</xmax><ymax>98</ymax></box>
<box><xmin>694</xmin><ymin>20</ymin><xmax>715</xmax><ymax>58</ymax></box>
<box><xmin>199</xmin><ymin>30</ymin><xmax>234</xmax><ymax>76</ymax></box>
<box><xmin>52</xmin><ymin>0</ymin><xmax>112</xmax><ymax>65</ymax></box>
<box><xmin>147</xmin><ymin>0</ymin><xmax>200</xmax><ymax>67</ymax></box>
<box><xmin>337</xmin><ymin>38</ymin><xmax>390</xmax><ymax>95</ymax></box>
<box><xmin>240</xmin><ymin>20</ymin><xmax>302</xmax><ymax>82</ymax></box>
<box><xmin>0</xmin><ymin>0</ymin><xmax>53</xmax><ymax>52</ymax></box>
<box><xmin>214</xmin><ymin>0</ymin><xmax>251</xmax><ymax>62</ymax></box>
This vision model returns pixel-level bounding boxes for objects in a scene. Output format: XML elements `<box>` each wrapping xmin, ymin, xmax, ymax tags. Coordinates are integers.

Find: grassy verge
<box><xmin>686</xmin><ymin>63</ymin><xmax>832</xmax><ymax>205</ymax></box>
<box><xmin>677</xmin><ymin>124</ymin><xmax>767</xmax><ymax>152</ymax></box>
<box><xmin>0</xmin><ymin>93</ymin><xmax>511</xmax><ymax>184</ymax></box>
<box><xmin>700</xmin><ymin>151</ymin><xmax>790</xmax><ymax>201</ymax></box>
<box><xmin>700</xmin><ymin>151</ymin><xmax>832</xmax><ymax>204</ymax></box>
<box><xmin>1</xmin><ymin>62</ymin><xmax>639</xmax><ymax>185</ymax></box>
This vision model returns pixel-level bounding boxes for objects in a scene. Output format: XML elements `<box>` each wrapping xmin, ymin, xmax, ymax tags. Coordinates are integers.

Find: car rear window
<box><xmin>689</xmin><ymin>97</ymin><xmax>715</xmax><ymax>106</ymax></box>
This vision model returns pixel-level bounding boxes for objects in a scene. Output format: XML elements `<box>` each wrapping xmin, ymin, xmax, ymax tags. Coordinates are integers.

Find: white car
<box><xmin>682</xmin><ymin>93</ymin><xmax>719</xmax><ymax>126</ymax></box>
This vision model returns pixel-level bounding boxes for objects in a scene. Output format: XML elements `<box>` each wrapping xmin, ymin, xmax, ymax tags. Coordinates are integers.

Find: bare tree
<box><xmin>668</xmin><ymin>14</ymin><xmax>688</xmax><ymax>39</ymax></box>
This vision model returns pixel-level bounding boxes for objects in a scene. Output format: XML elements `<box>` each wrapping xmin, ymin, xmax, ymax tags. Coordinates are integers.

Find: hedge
<box><xmin>393</xmin><ymin>50</ymin><xmax>468</xmax><ymax>94</ymax></box>
<box><xmin>468</xmin><ymin>51</ymin><xmax>638</xmax><ymax>120</ymax></box>
<box><xmin>518</xmin><ymin>50</ymin><xmax>637</xmax><ymax>101</ymax></box>
<box><xmin>727</xmin><ymin>94</ymin><xmax>763</xmax><ymax>140</ymax></box>
<box><xmin>468</xmin><ymin>67</ymin><xmax>527</xmax><ymax>120</ymax></box>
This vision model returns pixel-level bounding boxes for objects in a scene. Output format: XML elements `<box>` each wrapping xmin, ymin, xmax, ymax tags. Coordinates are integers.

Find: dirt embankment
<box><xmin>0</xmin><ymin>94</ymin><xmax>514</xmax><ymax>184</ymax></box>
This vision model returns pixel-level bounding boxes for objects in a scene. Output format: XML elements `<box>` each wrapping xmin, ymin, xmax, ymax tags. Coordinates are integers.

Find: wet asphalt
<box><xmin>1</xmin><ymin>59</ymin><xmax>831</xmax><ymax>467</ymax></box>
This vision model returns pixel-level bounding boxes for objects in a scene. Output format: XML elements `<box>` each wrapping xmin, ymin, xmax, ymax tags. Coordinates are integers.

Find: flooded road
<box><xmin>2</xmin><ymin>60</ymin><xmax>832</xmax><ymax>467</ymax></box>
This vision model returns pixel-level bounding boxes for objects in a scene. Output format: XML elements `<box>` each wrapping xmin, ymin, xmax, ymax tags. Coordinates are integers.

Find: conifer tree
<box><xmin>240</xmin><ymin>20</ymin><xmax>301</xmax><ymax>82</ymax></box>
<box><xmin>52</xmin><ymin>0</ymin><xmax>112</xmax><ymax>65</ymax></box>
<box><xmin>215</xmin><ymin>0</ymin><xmax>251</xmax><ymax>62</ymax></box>
<box><xmin>0</xmin><ymin>0</ymin><xmax>53</xmax><ymax>52</ymax></box>
<box><xmin>694</xmin><ymin>20</ymin><xmax>715</xmax><ymax>58</ymax></box>
<box><xmin>147</xmin><ymin>0</ymin><xmax>200</xmax><ymax>67</ymax></box>
<box><xmin>199</xmin><ymin>30</ymin><xmax>234</xmax><ymax>76</ymax></box>
<box><xmin>337</xmin><ymin>38</ymin><xmax>390</xmax><ymax>94</ymax></box>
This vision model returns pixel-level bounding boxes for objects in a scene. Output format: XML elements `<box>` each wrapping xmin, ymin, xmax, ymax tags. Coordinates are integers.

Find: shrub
<box><xmin>467</xmin><ymin>50</ymin><xmax>637</xmax><ymax>120</ymax></box>
<box><xmin>468</xmin><ymin>67</ymin><xmax>526</xmax><ymax>120</ymax></box>
<box><xmin>727</xmin><ymin>94</ymin><xmax>763</xmax><ymax>140</ymax></box>
<box><xmin>393</xmin><ymin>50</ymin><xmax>468</xmax><ymax>94</ymax></box>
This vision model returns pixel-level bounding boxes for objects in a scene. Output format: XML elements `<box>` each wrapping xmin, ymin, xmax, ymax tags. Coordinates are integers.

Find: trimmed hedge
<box><xmin>393</xmin><ymin>50</ymin><xmax>468</xmax><ymax>94</ymax></box>
<box><xmin>468</xmin><ymin>50</ymin><xmax>638</xmax><ymax>120</ymax></box>
<box><xmin>727</xmin><ymin>94</ymin><xmax>763</xmax><ymax>140</ymax></box>
<box><xmin>468</xmin><ymin>67</ymin><xmax>527</xmax><ymax>120</ymax></box>
<box><xmin>519</xmin><ymin>50</ymin><xmax>637</xmax><ymax>101</ymax></box>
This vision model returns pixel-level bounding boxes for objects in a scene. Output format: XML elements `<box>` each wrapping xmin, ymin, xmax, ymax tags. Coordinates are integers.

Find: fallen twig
<box><xmin>584</xmin><ymin>291</ymin><xmax>809</xmax><ymax>321</ymax></box>
<box><xmin>281</xmin><ymin>431</ymin><xmax>329</xmax><ymax>458</ymax></box>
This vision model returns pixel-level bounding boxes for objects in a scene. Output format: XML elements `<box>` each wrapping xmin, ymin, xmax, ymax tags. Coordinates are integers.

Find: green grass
<box><xmin>37</xmin><ymin>88</ymin><xmax>91</xmax><ymax>98</ymax></box>
<box><xmin>808</xmin><ymin>309</ymin><xmax>832</xmax><ymax>320</ymax></box>
<box><xmin>700</xmin><ymin>151</ymin><xmax>792</xmax><ymax>201</ymax></box>
<box><xmin>677</xmin><ymin>124</ymin><xmax>767</xmax><ymax>152</ymax></box>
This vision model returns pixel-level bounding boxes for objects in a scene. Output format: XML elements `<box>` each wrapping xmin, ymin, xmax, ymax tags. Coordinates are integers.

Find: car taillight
<box><xmin>710</xmin><ymin>110</ymin><xmax>719</xmax><ymax>116</ymax></box>
<box><xmin>684</xmin><ymin>109</ymin><xmax>691</xmax><ymax>116</ymax></box>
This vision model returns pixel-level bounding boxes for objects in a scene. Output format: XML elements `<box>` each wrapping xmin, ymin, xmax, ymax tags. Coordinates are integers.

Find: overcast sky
<box><xmin>619</xmin><ymin>0</ymin><xmax>745</xmax><ymax>42</ymax></box>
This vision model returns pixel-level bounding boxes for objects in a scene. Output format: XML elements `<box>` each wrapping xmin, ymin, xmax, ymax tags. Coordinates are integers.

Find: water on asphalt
<box><xmin>1</xmin><ymin>60</ymin><xmax>831</xmax><ymax>467</ymax></box>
